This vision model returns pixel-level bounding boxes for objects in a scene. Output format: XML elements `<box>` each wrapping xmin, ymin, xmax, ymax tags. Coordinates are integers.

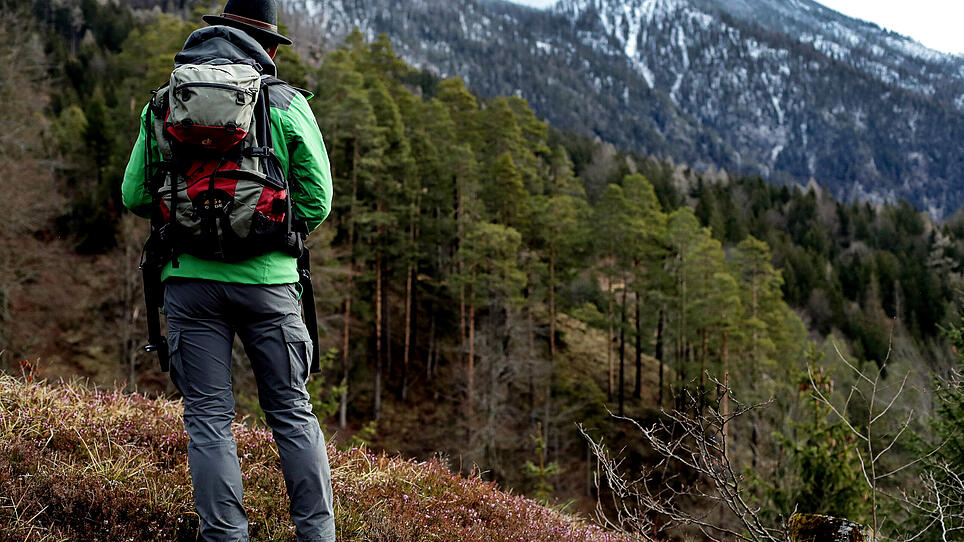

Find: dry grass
<box><xmin>0</xmin><ymin>374</ymin><xmax>627</xmax><ymax>541</ymax></box>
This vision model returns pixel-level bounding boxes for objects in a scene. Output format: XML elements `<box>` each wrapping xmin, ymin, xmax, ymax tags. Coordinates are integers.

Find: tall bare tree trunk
<box><xmin>700</xmin><ymin>328</ymin><xmax>708</xmax><ymax>412</ymax></box>
<box><xmin>656</xmin><ymin>307</ymin><xmax>664</xmax><ymax>408</ymax></box>
<box><xmin>374</xmin><ymin>258</ymin><xmax>383</xmax><ymax>421</ymax></box>
<box><xmin>618</xmin><ymin>277</ymin><xmax>628</xmax><ymax>416</ymax></box>
<box><xmin>546</xmin><ymin>251</ymin><xmax>558</xmax><ymax>461</ymax></box>
<box><xmin>384</xmin><ymin>269</ymin><xmax>392</xmax><ymax>376</ymax></box>
<box><xmin>339</xmin><ymin>136</ymin><xmax>360</xmax><ymax>429</ymax></box>
<box><xmin>607</xmin><ymin>274</ymin><xmax>614</xmax><ymax>401</ymax></box>
<box><xmin>721</xmin><ymin>330</ymin><xmax>729</xmax><ymax>447</ymax></box>
<box><xmin>340</xmin><ymin>290</ymin><xmax>352</xmax><ymax>428</ymax></box>
<box><xmin>750</xmin><ymin>280</ymin><xmax>759</xmax><ymax>468</ymax></box>
<box><xmin>467</xmin><ymin>274</ymin><xmax>476</xmax><ymax>420</ymax></box>
<box><xmin>457</xmin><ymin>176</ymin><xmax>467</xmax><ymax>371</ymax></box>
<box><xmin>401</xmin><ymin>201</ymin><xmax>417</xmax><ymax>401</ymax></box>
<box><xmin>427</xmin><ymin>310</ymin><xmax>436</xmax><ymax>379</ymax></box>
<box><xmin>402</xmin><ymin>200</ymin><xmax>422</xmax><ymax>401</ymax></box>
<box><xmin>402</xmin><ymin>265</ymin><xmax>413</xmax><ymax>400</ymax></box>
<box><xmin>634</xmin><ymin>283</ymin><xmax>642</xmax><ymax>400</ymax></box>
<box><xmin>460</xmin><ymin>286</ymin><xmax>467</xmax><ymax>362</ymax></box>
<box><xmin>544</xmin><ymin>373</ymin><xmax>552</xmax><ymax>481</ymax></box>
<box><xmin>678</xmin><ymin>252</ymin><xmax>687</xmax><ymax>408</ymax></box>
<box><xmin>340</xmin><ymin>287</ymin><xmax>352</xmax><ymax>428</ymax></box>
<box><xmin>527</xmin><ymin>290</ymin><xmax>536</xmax><ymax>417</ymax></box>
<box><xmin>549</xmin><ymin>247</ymin><xmax>556</xmax><ymax>360</ymax></box>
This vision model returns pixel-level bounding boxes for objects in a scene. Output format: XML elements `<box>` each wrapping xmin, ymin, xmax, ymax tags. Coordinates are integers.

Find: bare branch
<box><xmin>579</xmin><ymin>386</ymin><xmax>787</xmax><ymax>542</ymax></box>
<box><xmin>871</xmin><ymin>372</ymin><xmax>910</xmax><ymax>425</ymax></box>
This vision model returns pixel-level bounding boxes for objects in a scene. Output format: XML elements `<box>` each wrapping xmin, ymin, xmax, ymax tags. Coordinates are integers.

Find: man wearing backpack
<box><xmin>121</xmin><ymin>0</ymin><xmax>335</xmax><ymax>540</ymax></box>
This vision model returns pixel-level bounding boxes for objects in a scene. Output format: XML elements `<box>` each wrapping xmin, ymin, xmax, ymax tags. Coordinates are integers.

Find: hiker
<box><xmin>120</xmin><ymin>0</ymin><xmax>335</xmax><ymax>539</ymax></box>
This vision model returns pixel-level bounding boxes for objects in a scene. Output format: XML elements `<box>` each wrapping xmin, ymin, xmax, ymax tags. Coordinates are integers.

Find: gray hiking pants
<box><xmin>164</xmin><ymin>280</ymin><xmax>335</xmax><ymax>542</ymax></box>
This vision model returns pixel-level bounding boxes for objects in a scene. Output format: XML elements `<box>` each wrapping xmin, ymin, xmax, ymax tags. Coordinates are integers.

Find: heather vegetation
<box><xmin>0</xmin><ymin>375</ymin><xmax>624</xmax><ymax>541</ymax></box>
<box><xmin>2</xmin><ymin>0</ymin><xmax>964</xmax><ymax>539</ymax></box>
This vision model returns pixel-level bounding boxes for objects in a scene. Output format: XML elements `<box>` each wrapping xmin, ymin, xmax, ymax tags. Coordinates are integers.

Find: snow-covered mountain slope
<box><xmin>693</xmin><ymin>0</ymin><xmax>964</xmax><ymax>98</ymax></box>
<box><xmin>285</xmin><ymin>0</ymin><xmax>964</xmax><ymax>216</ymax></box>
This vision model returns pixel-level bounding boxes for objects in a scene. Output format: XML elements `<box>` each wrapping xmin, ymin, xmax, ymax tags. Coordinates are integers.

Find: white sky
<box><xmin>510</xmin><ymin>0</ymin><xmax>964</xmax><ymax>55</ymax></box>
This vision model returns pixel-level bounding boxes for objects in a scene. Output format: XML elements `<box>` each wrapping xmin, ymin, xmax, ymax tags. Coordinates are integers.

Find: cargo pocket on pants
<box><xmin>168</xmin><ymin>330</ymin><xmax>184</xmax><ymax>394</ymax></box>
<box><xmin>282</xmin><ymin>323</ymin><xmax>312</xmax><ymax>386</ymax></box>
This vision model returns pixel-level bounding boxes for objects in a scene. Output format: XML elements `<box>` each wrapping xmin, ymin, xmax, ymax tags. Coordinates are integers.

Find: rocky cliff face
<box><xmin>286</xmin><ymin>0</ymin><xmax>964</xmax><ymax>216</ymax></box>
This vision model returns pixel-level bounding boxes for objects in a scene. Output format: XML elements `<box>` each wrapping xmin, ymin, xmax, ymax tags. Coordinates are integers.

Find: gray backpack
<box><xmin>146</xmin><ymin>59</ymin><xmax>302</xmax><ymax>264</ymax></box>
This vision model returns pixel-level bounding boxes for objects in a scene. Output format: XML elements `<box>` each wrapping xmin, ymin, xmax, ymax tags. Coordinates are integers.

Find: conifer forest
<box><xmin>1</xmin><ymin>0</ymin><xmax>963</xmax><ymax>540</ymax></box>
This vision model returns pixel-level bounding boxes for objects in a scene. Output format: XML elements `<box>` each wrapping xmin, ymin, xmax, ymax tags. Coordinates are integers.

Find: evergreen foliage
<box><xmin>911</xmin><ymin>321</ymin><xmax>964</xmax><ymax>539</ymax></box>
<box><xmin>763</xmin><ymin>346</ymin><xmax>871</xmax><ymax>524</ymax></box>
<box><xmin>292</xmin><ymin>0</ymin><xmax>964</xmax><ymax>217</ymax></box>
<box><xmin>2</xmin><ymin>0</ymin><xmax>962</xmax><ymax>525</ymax></box>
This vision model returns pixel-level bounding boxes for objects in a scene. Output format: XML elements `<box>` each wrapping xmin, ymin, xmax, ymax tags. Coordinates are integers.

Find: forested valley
<box><xmin>2</xmin><ymin>0</ymin><xmax>963</xmax><ymax>538</ymax></box>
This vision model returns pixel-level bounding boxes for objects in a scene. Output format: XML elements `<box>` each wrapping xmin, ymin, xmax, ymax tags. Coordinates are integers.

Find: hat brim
<box><xmin>202</xmin><ymin>14</ymin><xmax>293</xmax><ymax>46</ymax></box>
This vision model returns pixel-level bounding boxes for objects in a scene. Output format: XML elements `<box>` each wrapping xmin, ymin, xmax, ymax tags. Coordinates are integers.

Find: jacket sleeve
<box><xmin>121</xmin><ymin>104</ymin><xmax>157</xmax><ymax>219</ymax></box>
<box><xmin>281</xmin><ymin>93</ymin><xmax>333</xmax><ymax>233</ymax></box>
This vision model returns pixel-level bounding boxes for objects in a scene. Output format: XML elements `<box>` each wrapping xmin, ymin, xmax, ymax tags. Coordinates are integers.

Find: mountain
<box><xmin>284</xmin><ymin>0</ymin><xmax>964</xmax><ymax>216</ymax></box>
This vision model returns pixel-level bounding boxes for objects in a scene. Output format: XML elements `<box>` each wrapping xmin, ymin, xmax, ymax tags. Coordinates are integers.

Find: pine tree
<box><xmin>436</xmin><ymin>77</ymin><xmax>480</xmax><ymax>146</ymax></box>
<box><xmin>683</xmin><ymin>232</ymin><xmax>735</xmax><ymax>407</ymax></box>
<box><xmin>483</xmin><ymin>152</ymin><xmax>528</xmax><ymax>227</ymax></box>
<box><xmin>666</xmin><ymin>208</ymin><xmax>703</xmax><ymax>403</ymax></box>
<box><xmin>363</xmin><ymin>75</ymin><xmax>414</xmax><ymax>419</ymax></box>
<box><xmin>409</xmin><ymin>99</ymin><xmax>459</xmax><ymax>383</ymax></box>
<box><xmin>729</xmin><ymin>236</ymin><xmax>807</xmax><ymax>464</ymax></box>
<box><xmin>730</xmin><ymin>236</ymin><xmax>790</xmax><ymax>386</ymax></box>
<box><xmin>437</xmin><ymin>77</ymin><xmax>483</xmax><ymax>382</ymax></box>
<box><xmin>456</xmin><ymin>222</ymin><xmax>526</xmax><ymax>422</ymax></box>
<box><xmin>315</xmin><ymin>48</ymin><xmax>385</xmax><ymax>427</ymax></box>
<box><xmin>595</xmin><ymin>185</ymin><xmax>633</xmax><ymax>401</ymax></box>
<box><xmin>621</xmin><ymin>174</ymin><xmax>668</xmax><ymax>404</ymax></box>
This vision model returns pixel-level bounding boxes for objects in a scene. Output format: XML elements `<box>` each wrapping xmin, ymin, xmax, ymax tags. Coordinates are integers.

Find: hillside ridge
<box><xmin>0</xmin><ymin>375</ymin><xmax>624</xmax><ymax>541</ymax></box>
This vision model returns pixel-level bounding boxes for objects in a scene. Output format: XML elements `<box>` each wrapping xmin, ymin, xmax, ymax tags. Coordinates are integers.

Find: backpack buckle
<box><xmin>244</xmin><ymin>146</ymin><xmax>275</xmax><ymax>158</ymax></box>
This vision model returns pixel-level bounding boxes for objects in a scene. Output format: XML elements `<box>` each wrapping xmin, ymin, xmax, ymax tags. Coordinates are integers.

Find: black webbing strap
<box><xmin>143</xmin><ymin>87</ymin><xmax>170</xmax><ymax>372</ymax></box>
<box><xmin>298</xmin><ymin>248</ymin><xmax>321</xmax><ymax>373</ymax></box>
<box><xmin>141</xmin><ymin>247</ymin><xmax>169</xmax><ymax>372</ymax></box>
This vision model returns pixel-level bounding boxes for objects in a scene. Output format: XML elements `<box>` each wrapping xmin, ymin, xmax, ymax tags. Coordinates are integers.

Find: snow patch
<box><xmin>670</xmin><ymin>73</ymin><xmax>683</xmax><ymax>103</ymax></box>
<box><xmin>770</xmin><ymin>145</ymin><xmax>784</xmax><ymax>164</ymax></box>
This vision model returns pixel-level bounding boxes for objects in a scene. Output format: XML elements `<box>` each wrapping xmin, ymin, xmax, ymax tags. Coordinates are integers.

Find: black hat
<box><xmin>203</xmin><ymin>0</ymin><xmax>292</xmax><ymax>46</ymax></box>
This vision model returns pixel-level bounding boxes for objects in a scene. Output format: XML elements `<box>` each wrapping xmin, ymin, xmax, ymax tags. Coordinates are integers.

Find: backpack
<box><xmin>139</xmin><ymin>33</ymin><xmax>322</xmax><ymax>376</ymax></box>
<box><xmin>146</xmin><ymin>58</ymin><xmax>304</xmax><ymax>265</ymax></box>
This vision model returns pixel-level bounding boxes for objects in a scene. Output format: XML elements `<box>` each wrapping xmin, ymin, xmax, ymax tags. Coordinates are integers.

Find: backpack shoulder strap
<box><xmin>256</xmin><ymin>80</ymin><xmax>311</xmax><ymax>236</ymax></box>
<box><xmin>262</xmin><ymin>76</ymin><xmax>313</xmax><ymax>100</ymax></box>
<box><xmin>148</xmin><ymin>84</ymin><xmax>173</xmax><ymax>162</ymax></box>
<box><xmin>251</xmin><ymin>83</ymin><xmax>286</xmax><ymax>184</ymax></box>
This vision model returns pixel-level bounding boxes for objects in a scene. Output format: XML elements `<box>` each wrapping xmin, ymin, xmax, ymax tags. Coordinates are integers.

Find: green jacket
<box><xmin>122</xmin><ymin>29</ymin><xmax>332</xmax><ymax>285</ymax></box>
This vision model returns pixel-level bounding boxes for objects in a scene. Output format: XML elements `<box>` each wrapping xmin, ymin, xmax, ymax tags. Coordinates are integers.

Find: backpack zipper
<box><xmin>174</xmin><ymin>82</ymin><xmax>255</xmax><ymax>93</ymax></box>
